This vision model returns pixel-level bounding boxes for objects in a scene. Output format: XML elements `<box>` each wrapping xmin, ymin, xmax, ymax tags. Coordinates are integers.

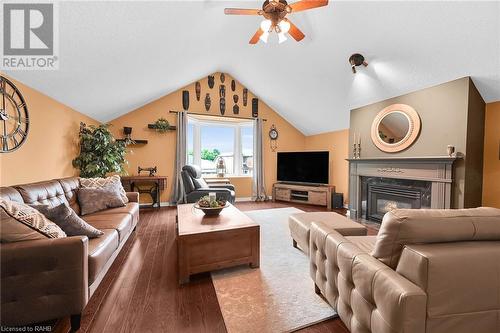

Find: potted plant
<box><xmin>72</xmin><ymin>123</ymin><xmax>128</xmax><ymax>177</ymax></box>
<box><xmin>150</xmin><ymin>118</ymin><xmax>171</xmax><ymax>133</ymax></box>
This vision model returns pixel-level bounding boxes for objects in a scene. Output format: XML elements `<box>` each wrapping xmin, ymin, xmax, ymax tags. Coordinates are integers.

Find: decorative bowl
<box><xmin>194</xmin><ymin>202</ymin><xmax>230</xmax><ymax>216</ymax></box>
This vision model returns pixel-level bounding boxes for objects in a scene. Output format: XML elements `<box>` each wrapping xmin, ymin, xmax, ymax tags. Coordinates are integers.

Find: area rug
<box><xmin>211</xmin><ymin>207</ymin><xmax>337</xmax><ymax>333</ymax></box>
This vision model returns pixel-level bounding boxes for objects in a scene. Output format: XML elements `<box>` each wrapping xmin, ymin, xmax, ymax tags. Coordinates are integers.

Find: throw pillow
<box><xmin>31</xmin><ymin>203</ymin><xmax>104</xmax><ymax>238</ymax></box>
<box><xmin>0</xmin><ymin>198</ymin><xmax>66</xmax><ymax>241</ymax></box>
<box><xmin>78</xmin><ymin>187</ymin><xmax>126</xmax><ymax>215</ymax></box>
<box><xmin>193</xmin><ymin>177</ymin><xmax>209</xmax><ymax>189</ymax></box>
<box><xmin>80</xmin><ymin>175</ymin><xmax>129</xmax><ymax>204</ymax></box>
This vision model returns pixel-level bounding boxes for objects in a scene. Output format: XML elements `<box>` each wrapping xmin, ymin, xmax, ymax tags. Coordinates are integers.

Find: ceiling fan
<box><xmin>224</xmin><ymin>0</ymin><xmax>328</xmax><ymax>44</ymax></box>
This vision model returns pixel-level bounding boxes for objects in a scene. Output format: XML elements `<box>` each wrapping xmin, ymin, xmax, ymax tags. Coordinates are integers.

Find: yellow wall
<box><xmin>482</xmin><ymin>101</ymin><xmax>500</xmax><ymax>208</ymax></box>
<box><xmin>108</xmin><ymin>72</ymin><xmax>306</xmax><ymax>202</ymax></box>
<box><xmin>0</xmin><ymin>75</ymin><xmax>99</xmax><ymax>186</ymax></box>
<box><xmin>304</xmin><ymin>129</ymin><xmax>350</xmax><ymax>204</ymax></box>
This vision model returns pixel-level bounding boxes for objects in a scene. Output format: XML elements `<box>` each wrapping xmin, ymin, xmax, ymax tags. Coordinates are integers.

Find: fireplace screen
<box><xmin>361</xmin><ymin>177</ymin><xmax>431</xmax><ymax>222</ymax></box>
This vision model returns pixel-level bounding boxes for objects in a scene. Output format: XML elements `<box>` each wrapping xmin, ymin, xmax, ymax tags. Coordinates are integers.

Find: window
<box><xmin>187</xmin><ymin>116</ymin><xmax>254</xmax><ymax>176</ymax></box>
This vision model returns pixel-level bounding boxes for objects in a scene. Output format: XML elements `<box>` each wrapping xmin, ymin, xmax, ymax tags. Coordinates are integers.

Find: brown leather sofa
<box><xmin>0</xmin><ymin>177</ymin><xmax>139</xmax><ymax>331</ymax></box>
<box><xmin>309</xmin><ymin>207</ymin><xmax>500</xmax><ymax>333</ymax></box>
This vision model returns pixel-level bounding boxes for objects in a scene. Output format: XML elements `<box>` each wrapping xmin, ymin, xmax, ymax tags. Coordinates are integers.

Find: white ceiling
<box><xmin>4</xmin><ymin>1</ymin><xmax>500</xmax><ymax>135</ymax></box>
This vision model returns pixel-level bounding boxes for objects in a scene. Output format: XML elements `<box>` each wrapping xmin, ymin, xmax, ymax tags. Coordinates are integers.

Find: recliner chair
<box><xmin>181</xmin><ymin>165</ymin><xmax>236</xmax><ymax>204</ymax></box>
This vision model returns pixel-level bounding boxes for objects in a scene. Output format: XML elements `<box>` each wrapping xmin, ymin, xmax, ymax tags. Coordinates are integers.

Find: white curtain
<box><xmin>171</xmin><ymin>111</ymin><xmax>188</xmax><ymax>204</ymax></box>
<box><xmin>252</xmin><ymin>118</ymin><xmax>268</xmax><ymax>201</ymax></box>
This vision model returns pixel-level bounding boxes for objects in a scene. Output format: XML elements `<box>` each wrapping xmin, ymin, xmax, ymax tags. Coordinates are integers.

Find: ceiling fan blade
<box><xmin>249</xmin><ymin>28</ymin><xmax>264</xmax><ymax>44</ymax></box>
<box><xmin>287</xmin><ymin>20</ymin><xmax>305</xmax><ymax>41</ymax></box>
<box><xmin>224</xmin><ymin>8</ymin><xmax>261</xmax><ymax>15</ymax></box>
<box><xmin>289</xmin><ymin>0</ymin><xmax>328</xmax><ymax>13</ymax></box>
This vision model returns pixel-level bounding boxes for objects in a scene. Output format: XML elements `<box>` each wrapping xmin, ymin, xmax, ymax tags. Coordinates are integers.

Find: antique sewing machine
<box><xmin>138</xmin><ymin>166</ymin><xmax>157</xmax><ymax>177</ymax></box>
<box><xmin>121</xmin><ymin>166</ymin><xmax>166</xmax><ymax>208</ymax></box>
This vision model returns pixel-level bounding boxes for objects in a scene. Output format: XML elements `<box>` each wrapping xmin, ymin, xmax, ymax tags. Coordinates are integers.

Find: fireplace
<box><xmin>348</xmin><ymin>157</ymin><xmax>458</xmax><ymax>221</ymax></box>
<box><xmin>366</xmin><ymin>182</ymin><xmax>426</xmax><ymax>222</ymax></box>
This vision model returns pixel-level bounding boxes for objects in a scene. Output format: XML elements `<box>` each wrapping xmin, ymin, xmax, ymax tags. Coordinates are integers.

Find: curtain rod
<box><xmin>169</xmin><ymin>110</ymin><xmax>267</xmax><ymax>121</ymax></box>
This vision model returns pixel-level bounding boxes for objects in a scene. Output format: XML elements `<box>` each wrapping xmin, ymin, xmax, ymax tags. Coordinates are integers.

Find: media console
<box><xmin>272</xmin><ymin>183</ymin><xmax>335</xmax><ymax>209</ymax></box>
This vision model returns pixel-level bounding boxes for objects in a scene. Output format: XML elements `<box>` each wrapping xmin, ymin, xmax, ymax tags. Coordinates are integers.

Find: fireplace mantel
<box><xmin>347</xmin><ymin>156</ymin><xmax>460</xmax><ymax>219</ymax></box>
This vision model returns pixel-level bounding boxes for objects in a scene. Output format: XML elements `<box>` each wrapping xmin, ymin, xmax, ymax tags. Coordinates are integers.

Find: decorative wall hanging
<box><xmin>220</xmin><ymin>73</ymin><xmax>225</xmax><ymax>83</ymax></box>
<box><xmin>208</xmin><ymin>75</ymin><xmax>215</xmax><ymax>89</ymax></box>
<box><xmin>204</xmin><ymin>93</ymin><xmax>211</xmax><ymax>111</ymax></box>
<box><xmin>220</xmin><ymin>98</ymin><xmax>226</xmax><ymax>115</ymax></box>
<box><xmin>195</xmin><ymin>82</ymin><xmax>201</xmax><ymax>101</ymax></box>
<box><xmin>233</xmin><ymin>104</ymin><xmax>240</xmax><ymax>115</ymax></box>
<box><xmin>252</xmin><ymin>98</ymin><xmax>259</xmax><ymax>118</ymax></box>
<box><xmin>371</xmin><ymin>104</ymin><xmax>421</xmax><ymax>153</ymax></box>
<box><xmin>269</xmin><ymin>124</ymin><xmax>279</xmax><ymax>152</ymax></box>
<box><xmin>243</xmin><ymin>88</ymin><xmax>248</xmax><ymax>106</ymax></box>
<box><xmin>182</xmin><ymin>90</ymin><xmax>190</xmax><ymax>111</ymax></box>
<box><xmin>219</xmin><ymin>85</ymin><xmax>226</xmax><ymax>98</ymax></box>
<box><xmin>233</xmin><ymin>95</ymin><xmax>239</xmax><ymax>103</ymax></box>
<box><xmin>147</xmin><ymin>118</ymin><xmax>176</xmax><ymax>133</ymax></box>
<box><xmin>0</xmin><ymin>76</ymin><xmax>29</xmax><ymax>153</ymax></box>
<box><xmin>231</xmin><ymin>80</ymin><xmax>236</xmax><ymax>92</ymax></box>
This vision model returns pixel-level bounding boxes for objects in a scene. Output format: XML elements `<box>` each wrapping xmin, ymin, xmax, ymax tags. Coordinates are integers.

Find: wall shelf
<box><xmin>116</xmin><ymin>139</ymin><xmax>148</xmax><ymax>145</ymax></box>
<box><xmin>147</xmin><ymin>124</ymin><xmax>177</xmax><ymax>131</ymax></box>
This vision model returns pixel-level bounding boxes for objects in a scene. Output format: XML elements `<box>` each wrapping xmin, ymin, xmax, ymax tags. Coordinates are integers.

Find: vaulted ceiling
<box><xmin>5</xmin><ymin>1</ymin><xmax>500</xmax><ymax>135</ymax></box>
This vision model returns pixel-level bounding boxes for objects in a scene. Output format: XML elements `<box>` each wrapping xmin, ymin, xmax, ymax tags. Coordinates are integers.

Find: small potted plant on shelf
<box><xmin>151</xmin><ymin>118</ymin><xmax>170</xmax><ymax>133</ymax></box>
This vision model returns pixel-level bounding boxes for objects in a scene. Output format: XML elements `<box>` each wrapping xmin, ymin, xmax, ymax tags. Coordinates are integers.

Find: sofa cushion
<box><xmin>0</xmin><ymin>205</ymin><xmax>47</xmax><ymax>242</ymax></box>
<box><xmin>85</xmin><ymin>202</ymin><xmax>139</xmax><ymax>225</ymax></box>
<box><xmin>15</xmin><ymin>180</ymin><xmax>68</xmax><ymax>207</ymax></box>
<box><xmin>372</xmin><ymin>207</ymin><xmax>500</xmax><ymax>268</ymax></box>
<box><xmin>0</xmin><ymin>199</ymin><xmax>66</xmax><ymax>240</ymax></box>
<box><xmin>80</xmin><ymin>175</ymin><xmax>128</xmax><ymax>204</ymax></box>
<box><xmin>88</xmin><ymin>229</ymin><xmax>119</xmax><ymax>285</ymax></box>
<box><xmin>58</xmin><ymin>177</ymin><xmax>81</xmax><ymax>215</ymax></box>
<box><xmin>345</xmin><ymin>236</ymin><xmax>378</xmax><ymax>254</ymax></box>
<box><xmin>0</xmin><ymin>187</ymin><xmax>24</xmax><ymax>203</ymax></box>
<box><xmin>78</xmin><ymin>187</ymin><xmax>126</xmax><ymax>216</ymax></box>
<box><xmin>82</xmin><ymin>213</ymin><xmax>132</xmax><ymax>242</ymax></box>
<box><xmin>31</xmin><ymin>203</ymin><xmax>104</xmax><ymax>239</ymax></box>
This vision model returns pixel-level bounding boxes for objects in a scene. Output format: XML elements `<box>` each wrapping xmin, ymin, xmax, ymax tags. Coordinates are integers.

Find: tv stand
<box><xmin>272</xmin><ymin>183</ymin><xmax>335</xmax><ymax>209</ymax></box>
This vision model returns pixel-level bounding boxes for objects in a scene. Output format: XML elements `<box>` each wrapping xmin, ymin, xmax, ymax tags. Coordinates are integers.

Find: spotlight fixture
<box><xmin>349</xmin><ymin>53</ymin><xmax>368</xmax><ymax>74</ymax></box>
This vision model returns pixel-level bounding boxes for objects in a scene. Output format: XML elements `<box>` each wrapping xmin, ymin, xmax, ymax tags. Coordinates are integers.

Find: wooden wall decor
<box><xmin>233</xmin><ymin>95</ymin><xmax>239</xmax><ymax>103</ymax></box>
<box><xmin>233</xmin><ymin>104</ymin><xmax>240</xmax><ymax>114</ymax></box>
<box><xmin>243</xmin><ymin>88</ymin><xmax>248</xmax><ymax>106</ymax></box>
<box><xmin>204</xmin><ymin>94</ymin><xmax>211</xmax><ymax>111</ymax></box>
<box><xmin>231</xmin><ymin>80</ymin><xmax>236</xmax><ymax>92</ymax></box>
<box><xmin>219</xmin><ymin>85</ymin><xmax>226</xmax><ymax>98</ymax></box>
<box><xmin>252</xmin><ymin>98</ymin><xmax>259</xmax><ymax>118</ymax></box>
<box><xmin>208</xmin><ymin>75</ymin><xmax>215</xmax><ymax>89</ymax></box>
<box><xmin>220</xmin><ymin>73</ymin><xmax>225</xmax><ymax>83</ymax></box>
<box><xmin>220</xmin><ymin>98</ymin><xmax>226</xmax><ymax>115</ymax></box>
<box><xmin>195</xmin><ymin>82</ymin><xmax>201</xmax><ymax>101</ymax></box>
<box><xmin>182</xmin><ymin>90</ymin><xmax>190</xmax><ymax>111</ymax></box>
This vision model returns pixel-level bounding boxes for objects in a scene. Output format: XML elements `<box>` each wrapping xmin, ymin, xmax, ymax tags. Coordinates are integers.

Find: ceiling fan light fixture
<box><xmin>278</xmin><ymin>32</ymin><xmax>288</xmax><ymax>44</ymax></box>
<box><xmin>260</xmin><ymin>31</ymin><xmax>270</xmax><ymax>43</ymax></box>
<box><xmin>260</xmin><ymin>19</ymin><xmax>272</xmax><ymax>33</ymax></box>
<box><xmin>278</xmin><ymin>19</ymin><xmax>291</xmax><ymax>34</ymax></box>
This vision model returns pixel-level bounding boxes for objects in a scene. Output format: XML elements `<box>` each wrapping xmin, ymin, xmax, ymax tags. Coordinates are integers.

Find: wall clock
<box><xmin>0</xmin><ymin>76</ymin><xmax>29</xmax><ymax>153</ymax></box>
<box><xmin>269</xmin><ymin>124</ymin><xmax>278</xmax><ymax>152</ymax></box>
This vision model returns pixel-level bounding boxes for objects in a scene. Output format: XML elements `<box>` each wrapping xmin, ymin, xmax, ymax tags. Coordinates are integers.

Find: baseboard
<box><xmin>235</xmin><ymin>197</ymin><xmax>253</xmax><ymax>202</ymax></box>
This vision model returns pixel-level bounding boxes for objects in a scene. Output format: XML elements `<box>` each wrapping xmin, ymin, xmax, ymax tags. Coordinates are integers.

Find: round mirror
<box><xmin>371</xmin><ymin>104</ymin><xmax>421</xmax><ymax>153</ymax></box>
<box><xmin>378</xmin><ymin>112</ymin><xmax>410</xmax><ymax>144</ymax></box>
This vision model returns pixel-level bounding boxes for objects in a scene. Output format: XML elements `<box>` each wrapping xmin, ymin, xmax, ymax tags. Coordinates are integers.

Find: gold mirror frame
<box><xmin>371</xmin><ymin>104</ymin><xmax>421</xmax><ymax>153</ymax></box>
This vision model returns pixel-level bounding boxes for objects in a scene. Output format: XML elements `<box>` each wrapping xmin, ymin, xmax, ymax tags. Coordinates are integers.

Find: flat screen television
<box><xmin>277</xmin><ymin>151</ymin><xmax>329</xmax><ymax>185</ymax></box>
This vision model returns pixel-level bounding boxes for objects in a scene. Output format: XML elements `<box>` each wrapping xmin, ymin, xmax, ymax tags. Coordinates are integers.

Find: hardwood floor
<box><xmin>55</xmin><ymin>202</ymin><xmax>377</xmax><ymax>333</ymax></box>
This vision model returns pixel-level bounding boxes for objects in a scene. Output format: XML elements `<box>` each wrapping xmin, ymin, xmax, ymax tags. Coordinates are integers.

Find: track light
<box><xmin>349</xmin><ymin>53</ymin><xmax>368</xmax><ymax>74</ymax></box>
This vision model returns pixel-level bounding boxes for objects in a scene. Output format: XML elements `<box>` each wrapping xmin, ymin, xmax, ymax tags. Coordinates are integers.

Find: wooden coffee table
<box><xmin>176</xmin><ymin>203</ymin><xmax>260</xmax><ymax>284</ymax></box>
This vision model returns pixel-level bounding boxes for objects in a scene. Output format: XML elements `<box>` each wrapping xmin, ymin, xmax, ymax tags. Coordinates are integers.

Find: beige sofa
<box><xmin>0</xmin><ymin>177</ymin><xmax>139</xmax><ymax>331</ymax></box>
<box><xmin>309</xmin><ymin>207</ymin><xmax>500</xmax><ymax>333</ymax></box>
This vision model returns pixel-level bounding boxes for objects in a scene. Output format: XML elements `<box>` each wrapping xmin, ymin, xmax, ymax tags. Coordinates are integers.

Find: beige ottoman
<box><xmin>288</xmin><ymin>212</ymin><xmax>367</xmax><ymax>255</ymax></box>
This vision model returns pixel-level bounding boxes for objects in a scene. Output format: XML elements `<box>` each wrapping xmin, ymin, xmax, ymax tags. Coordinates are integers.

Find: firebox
<box><xmin>360</xmin><ymin>177</ymin><xmax>432</xmax><ymax>223</ymax></box>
